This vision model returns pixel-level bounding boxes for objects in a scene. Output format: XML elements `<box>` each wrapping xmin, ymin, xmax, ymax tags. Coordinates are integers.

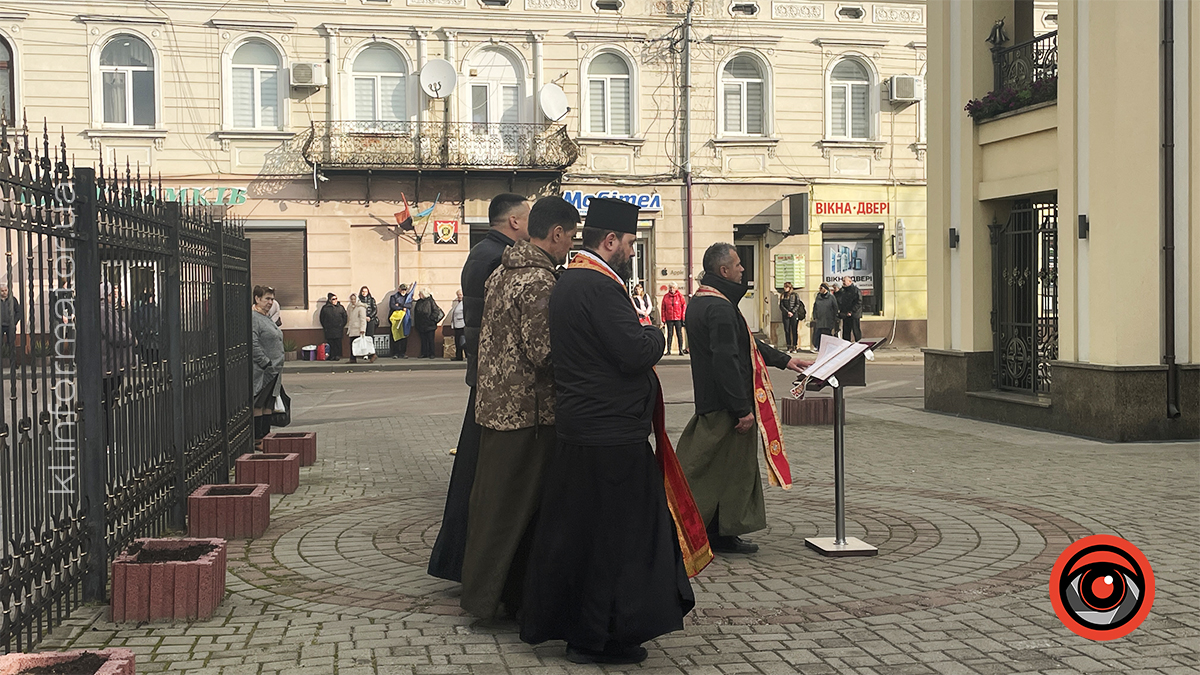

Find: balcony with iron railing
<box><xmin>303</xmin><ymin>120</ymin><xmax>580</xmax><ymax>172</ymax></box>
<box><xmin>967</xmin><ymin>30</ymin><xmax>1058</xmax><ymax>122</ymax></box>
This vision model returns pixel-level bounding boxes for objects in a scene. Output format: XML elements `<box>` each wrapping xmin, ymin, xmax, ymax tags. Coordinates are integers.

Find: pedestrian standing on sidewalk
<box><xmin>359</xmin><ymin>286</ymin><xmax>379</xmax><ymax>339</ymax></box>
<box><xmin>413</xmin><ymin>290</ymin><xmax>443</xmax><ymax>358</ymax></box>
<box><xmin>446</xmin><ymin>290</ymin><xmax>466</xmax><ymax>361</ymax></box>
<box><xmin>676</xmin><ymin>243</ymin><xmax>811</xmax><ymax>555</ymax></box>
<box><xmin>429</xmin><ymin>192</ymin><xmax>530</xmax><ymax>583</ymax></box>
<box><xmin>836</xmin><ymin>275</ymin><xmax>863</xmax><ymax>343</ymax></box>
<box><xmin>346</xmin><ymin>294</ymin><xmax>368</xmax><ymax>363</ymax></box>
<box><xmin>251</xmin><ymin>285</ymin><xmax>284</xmax><ymax>447</ymax></box>
<box><xmin>520</xmin><ymin>197</ymin><xmax>693</xmax><ymax>666</ymax></box>
<box><xmin>0</xmin><ymin>283</ymin><xmax>22</xmax><ymax>358</ymax></box>
<box><xmin>389</xmin><ymin>283</ymin><xmax>415</xmax><ymax>358</ymax></box>
<box><xmin>810</xmin><ymin>283</ymin><xmax>839</xmax><ymax>351</ymax></box>
<box><xmin>779</xmin><ymin>282</ymin><xmax>804</xmax><ymax>352</ymax></box>
<box><xmin>319</xmin><ymin>292</ymin><xmax>348</xmax><ymax>361</ymax></box>
<box><xmin>631</xmin><ymin>283</ymin><xmax>653</xmax><ymax>326</ymax></box>
<box><xmin>461</xmin><ymin>196</ymin><xmax>579</xmax><ymax>620</ymax></box>
<box><xmin>661</xmin><ymin>282</ymin><xmax>687</xmax><ymax>355</ymax></box>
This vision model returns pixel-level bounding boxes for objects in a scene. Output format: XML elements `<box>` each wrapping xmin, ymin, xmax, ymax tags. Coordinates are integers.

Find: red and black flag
<box><xmin>394</xmin><ymin>194</ymin><xmax>414</xmax><ymax>232</ymax></box>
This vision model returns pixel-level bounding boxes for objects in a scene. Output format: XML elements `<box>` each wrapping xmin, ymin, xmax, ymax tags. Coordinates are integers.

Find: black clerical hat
<box><xmin>585</xmin><ymin>197</ymin><xmax>640</xmax><ymax>235</ymax></box>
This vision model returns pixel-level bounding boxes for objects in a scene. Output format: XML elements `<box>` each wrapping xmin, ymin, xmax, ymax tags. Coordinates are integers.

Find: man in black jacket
<box><xmin>677</xmin><ymin>243</ymin><xmax>810</xmax><ymax>554</ymax></box>
<box><xmin>428</xmin><ymin>193</ymin><xmax>530</xmax><ymax>583</ymax></box>
<box><xmin>836</xmin><ymin>275</ymin><xmax>863</xmax><ymax>342</ymax></box>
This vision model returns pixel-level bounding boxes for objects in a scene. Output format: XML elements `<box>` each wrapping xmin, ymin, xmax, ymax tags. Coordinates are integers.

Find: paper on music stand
<box><xmin>801</xmin><ymin>336</ymin><xmax>877</xmax><ymax>387</ymax></box>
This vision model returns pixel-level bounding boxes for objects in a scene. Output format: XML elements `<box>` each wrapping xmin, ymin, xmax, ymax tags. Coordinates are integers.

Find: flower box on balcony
<box><xmin>188</xmin><ymin>484</ymin><xmax>271</xmax><ymax>539</ymax></box>
<box><xmin>234</xmin><ymin>453</ymin><xmax>300</xmax><ymax>494</ymax></box>
<box><xmin>0</xmin><ymin>648</ymin><xmax>136</xmax><ymax>675</ymax></box>
<box><xmin>780</xmin><ymin>397</ymin><xmax>838</xmax><ymax>425</ymax></box>
<box><xmin>261</xmin><ymin>431</ymin><xmax>317</xmax><ymax>467</ymax></box>
<box><xmin>111</xmin><ymin>538</ymin><xmax>227</xmax><ymax>623</ymax></box>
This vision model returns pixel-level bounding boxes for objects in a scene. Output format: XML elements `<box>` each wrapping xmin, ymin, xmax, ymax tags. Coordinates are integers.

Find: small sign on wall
<box><xmin>434</xmin><ymin>220</ymin><xmax>459</xmax><ymax>245</ymax></box>
<box><xmin>773</xmin><ymin>254</ymin><xmax>806</xmax><ymax>288</ymax></box>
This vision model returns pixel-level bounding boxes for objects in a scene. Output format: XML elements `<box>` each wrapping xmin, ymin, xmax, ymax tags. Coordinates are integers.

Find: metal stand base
<box><xmin>804</xmin><ymin>537</ymin><xmax>878</xmax><ymax>557</ymax></box>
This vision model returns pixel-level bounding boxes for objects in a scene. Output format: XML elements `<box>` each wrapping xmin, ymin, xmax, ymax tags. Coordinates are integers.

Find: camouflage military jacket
<box><xmin>475</xmin><ymin>240</ymin><xmax>559</xmax><ymax>431</ymax></box>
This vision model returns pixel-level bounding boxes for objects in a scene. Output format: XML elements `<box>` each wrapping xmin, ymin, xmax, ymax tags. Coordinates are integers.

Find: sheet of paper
<box><xmin>803</xmin><ymin>335</ymin><xmax>873</xmax><ymax>384</ymax></box>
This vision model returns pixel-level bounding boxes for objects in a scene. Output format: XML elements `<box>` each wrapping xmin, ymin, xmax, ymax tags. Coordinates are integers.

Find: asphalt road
<box><xmin>286</xmin><ymin>362</ymin><xmax>925</xmax><ymax>427</ymax></box>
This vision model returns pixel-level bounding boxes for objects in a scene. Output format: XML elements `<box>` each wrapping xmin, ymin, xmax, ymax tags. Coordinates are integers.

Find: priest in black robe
<box><xmin>520</xmin><ymin>197</ymin><xmax>695</xmax><ymax>665</ymax></box>
<box><xmin>428</xmin><ymin>193</ymin><xmax>530</xmax><ymax>582</ymax></box>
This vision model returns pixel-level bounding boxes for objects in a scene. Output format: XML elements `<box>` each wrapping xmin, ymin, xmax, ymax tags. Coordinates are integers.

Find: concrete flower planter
<box><xmin>0</xmin><ymin>648</ymin><xmax>136</xmax><ymax>675</ymax></box>
<box><xmin>188</xmin><ymin>484</ymin><xmax>271</xmax><ymax>539</ymax></box>
<box><xmin>780</xmin><ymin>397</ymin><xmax>838</xmax><ymax>425</ymax></box>
<box><xmin>111</xmin><ymin>538</ymin><xmax>227</xmax><ymax>623</ymax></box>
<box><xmin>234</xmin><ymin>453</ymin><xmax>300</xmax><ymax>494</ymax></box>
<box><xmin>261</xmin><ymin>431</ymin><xmax>317</xmax><ymax>467</ymax></box>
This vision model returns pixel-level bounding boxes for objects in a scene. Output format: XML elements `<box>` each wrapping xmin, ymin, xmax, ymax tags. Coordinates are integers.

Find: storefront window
<box><xmin>820</xmin><ymin>224</ymin><xmax>884</xmax><ymax>315</ymax></box>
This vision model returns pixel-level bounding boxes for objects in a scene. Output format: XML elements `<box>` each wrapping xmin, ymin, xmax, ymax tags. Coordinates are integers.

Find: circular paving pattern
<box><xmin>225</xmin><ymin>483</ymin><xmax>1090</xmax><ymax>623</ymax></box>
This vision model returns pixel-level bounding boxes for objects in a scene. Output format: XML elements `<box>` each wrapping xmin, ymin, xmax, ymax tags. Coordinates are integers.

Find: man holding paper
<box><xmin>677</xmin><ymin>243</ymin><xmax>811</xmax><ymax>554</ymax></box>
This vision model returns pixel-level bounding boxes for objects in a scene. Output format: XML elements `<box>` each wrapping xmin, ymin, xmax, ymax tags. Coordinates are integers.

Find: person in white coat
<box><xmin>446</xmin><ymin>290</ymin><xmax>467</xmax><ymax>361</ymax></box>
<box><xmin>346</xmin><ymin>294</ymin><xmax>373</xmax><ymax>363</ymax></box>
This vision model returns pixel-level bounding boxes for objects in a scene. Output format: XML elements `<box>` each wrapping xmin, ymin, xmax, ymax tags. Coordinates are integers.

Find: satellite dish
<box><xmin>538</xmin><ymin>84</ymin><xmax>569</xmax><ymax>121</ymax></box>
<box><xmin>420</xmin><ymin>59</ymin><xmax>458</xmax><ymax>99</ymax></box>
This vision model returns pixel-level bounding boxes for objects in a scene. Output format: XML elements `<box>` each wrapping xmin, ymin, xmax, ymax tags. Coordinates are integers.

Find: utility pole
<box><xmin>682</xmin><ymin>0</ymin><xmax>695</xmax><ymax>295</ymax></box>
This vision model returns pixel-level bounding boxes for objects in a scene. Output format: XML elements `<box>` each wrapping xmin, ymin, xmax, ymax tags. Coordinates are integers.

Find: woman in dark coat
<box><xmin>412</xmin><ymin>291</ymin><xmax>443</xmax><ymax>358</ymax></box>
<box><xmin>359</xmin><ymin>286</ymin><xmax>379</xmax><ymax>339</ymax></box>
<box><xmin>809</xmin><ymin>283</ymin><xmax>840</xmax><ymax>351</ymax></box>
<box><xmin>778</xmin><ymin>281</ymin><xmax>804</xmax><ymax>352</ymax></box>
<box><xmin>319</xmin><ymin>292</ymin><xmax>348</xmax><ymax>361</ymax></box>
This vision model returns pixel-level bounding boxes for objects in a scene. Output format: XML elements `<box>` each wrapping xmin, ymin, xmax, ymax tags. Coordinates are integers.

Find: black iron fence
<box><xmin>0</xmin><ymin>119</ymin><xmax>251</xmax><ymax>653</ymax></box>
<box><xmin>993</xmin><ymin>30</ymin><xmax>1058</xmax><ymax>92</ymax></box>
<box><xmin>990</xmin><ymin>199</ymin><xmax>1059</xmax><ymax>395</ymax></box>
<box><xmin>303</xmin><ymin>120</ymin><xmax>580</xmax><ymax>171</ymax></box>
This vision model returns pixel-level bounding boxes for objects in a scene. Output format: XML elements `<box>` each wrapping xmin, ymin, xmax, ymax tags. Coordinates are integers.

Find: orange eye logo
<box><xmin>1049</xmin><ymin>535</ymin><xmax>1154</xmax><ymax>641</ymax></box>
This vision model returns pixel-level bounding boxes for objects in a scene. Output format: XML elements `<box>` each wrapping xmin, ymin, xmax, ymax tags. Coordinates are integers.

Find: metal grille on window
<box><xmin>991</xmin><ymin>199</ymin><xmax>1059</xmax><ymax>395</ymax></box>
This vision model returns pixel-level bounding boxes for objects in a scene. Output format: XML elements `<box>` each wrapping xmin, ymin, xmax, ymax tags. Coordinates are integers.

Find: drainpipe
<box><xmin>1163</xmin><ymin>0</ymin><xmax>1180</xmax><ymax>418</ymax></box>
<box><xmin>682</xmin><ymin>0</ymin><xmax>695</xmax><ymax>294</ymax></box>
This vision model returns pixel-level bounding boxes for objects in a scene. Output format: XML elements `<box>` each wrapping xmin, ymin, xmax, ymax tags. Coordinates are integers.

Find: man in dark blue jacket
<box><xmin>428</xmin><ymin>193</ymin><xmax>529</xmax><ymax>583</ymax></box>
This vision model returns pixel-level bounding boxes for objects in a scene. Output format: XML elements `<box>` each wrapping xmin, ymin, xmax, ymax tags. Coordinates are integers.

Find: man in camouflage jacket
<box><xmin>460</xmin><ymin>197</ymin><xmax>580</xmax><ymax>620</ymax></box>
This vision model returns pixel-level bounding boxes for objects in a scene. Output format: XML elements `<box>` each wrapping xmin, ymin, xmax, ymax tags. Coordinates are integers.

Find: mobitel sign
<box><xmin>563</xmin><ymin>190</ymin><xmax>662</xmax><ymax>215</ymax></box>
<box><xmin>154</xmin><ymin>187</ymin><xmax>249</xmax><ymax>206</ymax></box>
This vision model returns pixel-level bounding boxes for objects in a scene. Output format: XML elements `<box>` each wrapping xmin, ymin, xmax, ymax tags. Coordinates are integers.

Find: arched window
<box><xmin>352</xmin><ymin>44</ymin><xmax>408</xmax><ymax>122</ymax></box>
<box><xmin>231</xmin><ymin>40</ymin><xmax>282</xmax><ymax>129</ymax></box>
<box><xmin>100</xmin><ymin>35</ymin><xmax>156</xmax><ymax>126</ymax></box>
<box><xmin>829</xmin><ymin>57</ymin><xmax>872</xmax><ymax>139</ymax></box>
<box><xmin>586</xmin><ymin>52</ymin><xmax>632</xmax><ymax>136</ymax></box>
<box><xmin>0</xmin><ymin>37</ymin><xmax>13</xmax><ymax>124</ymax></box>
<box><xmin>469</xmin><ymin>47</ymin><xmax>522</xmax><ymax>129</ymax></box>
<box><xmin>721</xmin><ymin>54</ymin><xmax>765</xmax><ymax>135</ymax></box>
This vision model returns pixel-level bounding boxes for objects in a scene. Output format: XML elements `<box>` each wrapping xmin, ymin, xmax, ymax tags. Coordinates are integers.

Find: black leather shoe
<box><xmin>566</xmin><ymin>643</ymin><xmax>648</xmax><ymax>665</ymax></box>
<box><xmin>710</xmin><ymin>535</ymin><xmax>759</xmax><ymax>554</ymax></box>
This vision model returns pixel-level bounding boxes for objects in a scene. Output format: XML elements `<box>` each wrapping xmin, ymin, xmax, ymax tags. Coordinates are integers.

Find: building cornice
<box><xmin>319</xmin><ymin>23</ymin><xmax>434</xmax><ymax>35</ymax></box>
<box><xmin>566</xmin><ymin>30</ymin><xmax>649</xmax><ymax>42</ymax></box>
<box><xmin>0</xmin><ymin>11</ymin><xmax>28</xmax><ymax>21</ymax></box>
<box><xmin>813</xmin><ymin>38</ymin><xmax>889</xmax><ymax>49</ymax></box>
<box><xmin>207</xmin><ymin>19</ymin><xmax>298</xmax><ymax>32</ymax></box>
<box><xmin>703</xmin><ymin>34</ymin><xmax>783</xmax><ymax>45</ymax></box>
<box><xmin>76</xmin><ymin>15</ymin><xmax>168</xmax><ymax>25</ymax></box>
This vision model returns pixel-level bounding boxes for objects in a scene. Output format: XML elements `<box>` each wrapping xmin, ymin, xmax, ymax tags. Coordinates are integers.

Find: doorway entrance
<box><xmin>735</xmin><ymin>239</ymin><xmax>760</xmax><ymax>332</ymax></box>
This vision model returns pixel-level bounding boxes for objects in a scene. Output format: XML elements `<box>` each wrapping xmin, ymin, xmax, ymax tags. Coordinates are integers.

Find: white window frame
<box><xmin>0</xmin><ymin>31</ymin><xmax>18</xmax><ymax>126</ymax></box>
<box><xmin>461</xmin><ymin>44</ymin><xmax>528</xmax><ymax>127</ymax></box>
<box><xmin>91</xmin><ymin>30</ymin><xmax>162</xmax><ymax>129</ymax></box>
<box><xmin>825</xmin><ymin>53</ymin><xmax>878</xmax><ymax>141</ymax></box>
<box><xmin>346</xmin><ymin>40</ymin><xmax>413</xmax><ymax>126</ymax></box>
<box><xmin>582</xmin><ymin>48</ymin><xmax>637</xmax><ymax>138</ymax></box>
<box><xmin>717</xmin><ymin>51</ymin><xmax>771</xmax><ymax>138</ymax></box>
<box><xmin>223</xmin><ymin>36</ymin><xmax>287</xmax><ymax>131</ymax></box>
<box><xmin>918</xmin><ymin>68</ymin><xmax>927</xmax><ymax>143</ymax></box>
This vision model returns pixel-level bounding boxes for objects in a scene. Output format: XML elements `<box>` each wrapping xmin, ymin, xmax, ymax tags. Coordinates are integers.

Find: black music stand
<box><xmin>802</xmin><ymin>337</ymin><xmax>885</xmax><ymax>557</ymax></box>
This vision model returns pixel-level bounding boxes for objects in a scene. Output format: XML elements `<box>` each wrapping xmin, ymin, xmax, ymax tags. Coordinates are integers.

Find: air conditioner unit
<box><xmin>290</xmin><ymin>63</ymin><xmax>327</xmax><ymax>88</ymax></box>
<box><xmin>889</xmin><ymin>75</ymin><xmax>920</xmax><ymax>103</ymax></box>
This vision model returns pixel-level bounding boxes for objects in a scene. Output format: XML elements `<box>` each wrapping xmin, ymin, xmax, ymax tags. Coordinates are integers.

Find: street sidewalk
<box><xmin>284</xmin><ymin>346</ymin><xmax>925</xmax><ymax>373</ymax></box>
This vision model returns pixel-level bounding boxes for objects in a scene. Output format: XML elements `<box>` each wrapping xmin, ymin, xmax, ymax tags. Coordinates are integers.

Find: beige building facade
<box><xmin>1</xmin><ymin>0</ymin><xmax>929</xmax><ymax>350</ymax></box>
<box><xmin>926</xmin><ymin>0</ymin><xmax>1199</xmax><ymax>440</ymax></box>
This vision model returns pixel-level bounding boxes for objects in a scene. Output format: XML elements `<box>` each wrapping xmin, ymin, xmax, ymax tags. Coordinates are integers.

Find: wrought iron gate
<box><xmin>0</xmin><ymin>120</ymin><xmax>252</xmax><ymax>653</ymax></box>
<box><xmin>990</xmin><ymin>199</ymin><xmax>1059</xmax><ymax>395</ymax></box>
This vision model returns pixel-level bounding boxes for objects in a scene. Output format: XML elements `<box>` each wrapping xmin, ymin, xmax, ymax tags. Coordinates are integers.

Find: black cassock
<box><xmin>520</xmin><ymin>264</ymin><xmax>695</xmax><ymax>651</ymax></box>
<box><xmin>428</xmin><ymin>229</ymin><xmax>515</xmax><ymax>582</ymax></box>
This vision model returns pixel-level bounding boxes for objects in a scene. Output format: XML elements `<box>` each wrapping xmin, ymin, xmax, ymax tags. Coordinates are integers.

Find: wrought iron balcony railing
<box><xmin>993</xmin><ymin>30</ymin><xmax>1058</xmax><ymax>92</ymax></box>
<box><xmin>303</xmin><ymin>120</ymin><xmax>580</xmax><ymax>171</ymax></box>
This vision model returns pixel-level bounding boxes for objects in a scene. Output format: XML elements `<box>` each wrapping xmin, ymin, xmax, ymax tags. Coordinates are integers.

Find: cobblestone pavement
<box><xmin>37</xmin><ymin>366</ymin><xmax>1199</xmax><ymax>675</ymax></box>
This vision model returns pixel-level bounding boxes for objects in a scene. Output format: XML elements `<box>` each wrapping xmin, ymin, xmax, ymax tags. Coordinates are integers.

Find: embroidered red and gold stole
<box><xmin>693</xmin><ymin>285</ymin><xmax>793</xmax><ymax>490</ymax></box>
<box><xmin>568</xmin><ymin>253</ymin><xmax>714</xmax><ymax>577</ymax></box>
